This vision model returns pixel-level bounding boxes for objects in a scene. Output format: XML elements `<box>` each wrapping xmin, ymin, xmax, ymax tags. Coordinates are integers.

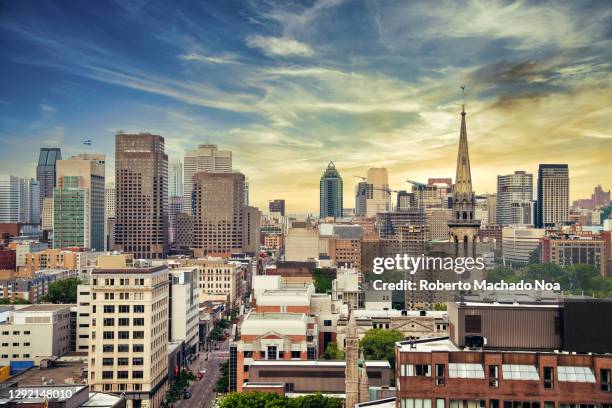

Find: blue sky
<box><xmin>1</xmin><ymin>0</ymin><xmax>611</xmax><ymax>212</ymax></box>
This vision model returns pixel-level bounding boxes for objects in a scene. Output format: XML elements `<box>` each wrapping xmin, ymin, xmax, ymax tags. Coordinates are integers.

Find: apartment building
<box><xmin>179</xmin><ymin>257</ymin><xmax>242</xmax><ymax>307</ymax></box>
<box><xmin>88</xmin><ymin>266</ymin><xmax>169</xmax><ymax>408</ymax></box>
<box><xmin>0</xmin><ymin>305</ymin><xmax>72</xmax><ymax>366</ymax></box>
<box><xmin>169</xmin><ymin>267</ymin><xmax>200</xmax><ymax>356</ymax></box>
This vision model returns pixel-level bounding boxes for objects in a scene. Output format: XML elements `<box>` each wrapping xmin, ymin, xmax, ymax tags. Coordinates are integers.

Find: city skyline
<box><xmin>1</xmin><ymin>1</ymin><xmax>611</xmax><ymax>213</ymax></box>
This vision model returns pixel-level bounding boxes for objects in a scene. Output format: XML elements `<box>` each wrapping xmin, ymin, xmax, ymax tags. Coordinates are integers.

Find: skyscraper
<box><xmin>536</xmin><ymin>164</ymin><xmax>569</xmax><ymax>228</ymax></box>
<box><xmin>355</xmin><ymin>181</ymin><xmax>368</xmax><ymax>216</ymax></box>
<box><xmin>320</xmin><ymin>161</ymin><xmax>343</xmax><ymax>219</ymax></box>
<box><xmin>183</xmin><ymin>144</ymin><xmax>232</xmax><ymax>214</ymax></box>
<box><xmin>168</xmin><ymin>196</ymin><xmax>183</xmax><ymax>245</ymax></box>
<box><xmin>53</xmin><ymin>154</ymin><xmax>106</xmax><ymax>250</ymax></box>
<box><xmin>192</xmin><ymin>172</ymin><xmax>245</xmax><ymax>256</ymax></box>
<box><xmin>0</xmin><ymin>175</ymin><xmax>40</xmax><ymax>224</ymax></box>
<box><xmin>36</xmin><ymin>147</ymin><xmax>61</xmax><ymax>203</ymax></box>
<box><xmin>366</xmin><ymin>167</ymin><xmax>390</xmax><ymax>217</ymax></box>
<box><xmin>448</xmin><ymin>105</ymin><xmax>480</xmax><ymax>245</ymax></box>
<box><xmin>496</xmin><ymin>171</ymin><xmax>533</xmax><ymax>226</ymax></box>
<box><xmin>104</xmin><ymin>183</ymin><xmax>116</xmax><ymax>251</ymax></box>
<box><xmin>169</xmin><ymin>158</ymin><xmax>183</xmax><ymax>198</ymax></box>
<box><xmin>268</xmin><ymin>199</ymin><xmax>286</xmax><ymax>216</ymax></box>
<box><xmin>114</xmin><ymin>133</ymin><xmax>168</xmax><ymax>259</ymax></box>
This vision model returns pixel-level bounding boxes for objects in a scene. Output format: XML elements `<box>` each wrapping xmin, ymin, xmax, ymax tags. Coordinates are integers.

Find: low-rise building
<box><xmin>0</xmin><ymin>304</ymin><xmax>72</xmax><ymax>367</ymax></box>
<box><xmin>179</xmin><ymin>257</ymin><xmax>243</xmax><ymax>307</ymax></box>
<box><xmin>169</xmin><ymin>267</ymin><xmax>200</xmax><ymax>357</ymax></box>
<box><xmin>502</xmin><ymin>226</ymin><xmax>546</xmax><ymax>264</ymax></box>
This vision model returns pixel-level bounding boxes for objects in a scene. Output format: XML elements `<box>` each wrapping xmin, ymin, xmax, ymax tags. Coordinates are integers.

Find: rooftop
<box><xmin>250</xmin><ymin>360</ymin><xmax>391</xmax><ymax>368</ymax></box>
<box><xmin>14</xmin><ymin>304</ymin><xmax>72</xmax><ymax>312</ymax></box>
<box><xmin>81</xmin><ymin>392</ymin><xmax>124</xmax><ymax>407</ymax></box>
<box><xmin>8</xmin><ymin>362</ymin><xmax>86</xmax><ymax>385</ymax></box>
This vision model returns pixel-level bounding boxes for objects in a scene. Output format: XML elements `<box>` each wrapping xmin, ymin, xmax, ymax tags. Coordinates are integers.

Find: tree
<box><xmin>322</xmin><ymin>342</ymin><xmax>344</xmax><ymax>360</ymax></box>
<box><xmin>0</xmin><ymin>298</ymin><xmax>30</xmax><ymax>305</ymax></box>
<box><xmin>528</xmin><ymin>247</ymin><xmax>541</xmax><ymax>264</ymax></box>
<box><xmin>433</xmin><ymin>303</ymin><xmax>447</xmax><ymax>311</ymax></box>
<box><xmin>40</xmin><ymin>278</ymin><xmax>81</xmax><ymax>304</ymax></box>
<box><xmin>218</xmin><ymin>392</ymin><xmax>342</xmax><ymax>408</ymax></box>
<box><xmin>312</xmin><ymin>268</ymin><xmax>334</xmax><ymax>294</ymax></box>
<box><xmin>216</xmin><ymin>360</ymin><xmax>230</xmax><ymax>393</ymax></box>
<box><xmin>360</xmin><ymin>328</ymin><xmax>404</xmax><ymax>368</ymax></box>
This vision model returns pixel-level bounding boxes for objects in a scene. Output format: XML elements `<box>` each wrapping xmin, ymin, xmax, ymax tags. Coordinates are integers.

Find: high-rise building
<box><xmin>36</xmin><ymin>147</ymin><xmax>61</xmax><ymax>204</ymax></box>
<box><xmin>114</xmin><ymin>133</ymin><xmax>168</xmax><ymax>259</ymax></box>
<box><xmin>536</xmin><ymin>164</ymin><xmax>569</xmax><ymax>228</ymax></box>
<box><xmin>320</xmin><ymin>161</ymin><xmax>343</xmax><ymax>219</ymax></box>
<box><xmin>168</xmin><ymin>159</ymin><xmax>183</xmax><ymax>198</ymax></box>
<box><xmin>0</xmin><ymin>175</ymin><xmax>40</xmax><ymax>224</ymax></box>
<box><xmin>396</xmin><ymin>190</ymin><xmax>414</xmax><ymax>212</ymax></box>
<box><xmin>355</xmin><ymin>181</ymin><xmax>368</xmax><ymax>216</ymax></box>
<box><xmin>104</xmin><ymin>183</ymin><xmax>116</xmax><ymax>251</ymax></box>
<box><xmin>53</xmin><ymin>154</ymin><xmax>105</xmax><ymax>250</ymax></box>
<box><xmin>268</xmin><ymin>199</ymin><xmax>286</xmax><ymax>216</ymax></box>
<box><xmin>168</xmin><ymin>196</ymin><xmax>183</xmax><ymax>245</ymax></box>
<box><xmin>243</xmin><ymin>206</ymin><xmax>261</xmax><ymax>255</ymax></box>
<box><xmin>183</xmin><ymin>144</ymin><xmax>232</xmax><ymax>214</ymax></box>
<box><xmin>448</xmin><ymin>105</ymin><xmax>480</xmax><ymax>246</ymax></box>
<box><xmin>41</xmin><ymin>197</ymin><xmax>54</xmax><ymax>231</ymax></box>
<box><xmin>175</xmin><ymin>213</ymin><xmax>193</xmax><ymax>250</ymax></box>
<box><xmin>496</xmin><ymin>171</ymin><xmax>533</xmax><ymax>226</ymax></box>
<box><xmin>192</xmin><ymin>172</ymin><xmax>245</xmax><ymax>256</ymax></box>
<box><xmin>366</xmin><ymin>168</ymin><xmax>390</xmax><ymax>217</ymax></box>
<box><xmin>88</xmin><ymin>265</ymin><xmax>169</xmax><ymax>407</ymax></box>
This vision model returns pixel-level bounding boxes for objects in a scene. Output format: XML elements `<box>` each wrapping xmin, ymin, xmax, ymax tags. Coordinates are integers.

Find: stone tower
<box><xmin>345</xmin><ymin>312</ymin><xmax>369</xmax><ymax>407</ymax></box>
<box><xmin>448</xmin><ymin>105</ymin><xmax>480</xmax><ymax>253</ymax></box>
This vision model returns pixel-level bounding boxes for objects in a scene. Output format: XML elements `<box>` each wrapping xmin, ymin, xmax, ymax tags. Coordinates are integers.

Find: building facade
<box><xmin>88</xmin><ymin>266</ymin><xmax>169</xmax><ymax>408</ymax></box>
<box><xmin>114</xmin><ymin>133</ymin><xmax>168</xmax><ymax>259</ymax></box>
<box><xmin>537</xmin><ymin>164</ymin><xmax>569</xmax><ymax>228</ymax></box>
<box><xmin>496</xmin><ymin>171</ymin><xmax>533</xmax><ymax>226</ymax></box>
<box><xmin>36</xmin><ymin>147</ymin><xmax>62</xmax><ymax>204</ymax></box>
<box><xmin>192</xmin><ymin>172</ymin><xmax>245</xmax><ymax>256</ymax></box>
<box><xmin>320</xmin><ymin>162</ymin><xmax>343</xmax><ymax>219</ymax></box>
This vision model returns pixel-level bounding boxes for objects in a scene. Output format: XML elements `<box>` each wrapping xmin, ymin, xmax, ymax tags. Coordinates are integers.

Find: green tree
<box><xmin>486</xmin><ymin>266</ymin><xmax>517</xmax><ymax>283</ymax></box>
<box><xmin>216</xmin><ymin>360</ymin><xmax>230</xmax><ymax>393</ymax></box>
<box><xmin>218</xmin><ymin>392</ymin><xmax>342</xmax><ymax>408</ymax></box>
<box><xmin>40</xmin><ymin>278</ymin><xmax>82</xmax><ymax>304</ymax></box>
<box><xmin>0</xmin><ymin>298</ymin><xmax>30</xmax><ymax>305</ymax></box>
<box><xmin>312</xmin><ymin>268</ymin><xmax>334</xmax><ymax>294</ymax></box>
<box><xmin>360</xmin><ymin>328</ymin><xmax>404</xmax><ymax>368</ymax></box>
<box><xmin>322</xmin><ymin>342</ymin><xmax>345</xmax><ymax>360</ymax></box>
<box><xmin>433</xmin><ymin>303</ymin><xmax>447</xmax><ymax>311</ymax></box>
<box><xmin>528</xmin><ymin>246</ymin><xmax>541</xmax><ymax>264</ymax></box>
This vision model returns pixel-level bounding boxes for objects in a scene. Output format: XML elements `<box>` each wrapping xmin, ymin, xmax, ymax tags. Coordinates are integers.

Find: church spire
<box><xmin>454</xmin><ymin>105</ymin><xmax>473</xmax><ymax>196</ymax></box>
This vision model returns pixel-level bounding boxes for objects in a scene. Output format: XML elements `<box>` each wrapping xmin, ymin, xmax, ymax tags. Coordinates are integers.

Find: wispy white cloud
<box><xmin>246</xmin><ymin>35</ymin><xmax>314</xmax><ymax>57</ymax></box>
<box><xmin>179</xmin><ymin>52</ymin><xmax>244</xmax><ymax>65</ymax></box>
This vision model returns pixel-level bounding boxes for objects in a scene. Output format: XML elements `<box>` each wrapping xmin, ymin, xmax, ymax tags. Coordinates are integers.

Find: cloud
<box><xmin>179</xmin><ymin>53</ymin><xmax>244</xmax><ymax>65</ymax></box>
<box><xmin>246</xmin><ymin>35</ymin><xmax>314</xmax><ymax>57</ymax></box>
<box><xmin>40</xmin><ymin>103</ymin><xmax>56</xmax><ymax>117</ymax></box>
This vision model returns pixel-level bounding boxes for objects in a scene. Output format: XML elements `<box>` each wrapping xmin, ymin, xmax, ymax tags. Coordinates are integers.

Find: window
<box><xmin>244</xmin><ymin>351</ymin><xmax>253</xmax><ymax>358</ymax></box>
<box><xmin>117</xmin><ymin>371</ymin><xmax>129</xmax><ymax>379</ymax></box>
<box><xmin>24</xmin><ymin>331</ymin><xmax>30</xmax><ymax>335</ymax></box>
<box><xmin>450</xmin><ymin>401</ymin><xmax>485</xmax><ymax>408</ymax></box>
<box><xmin>103</xmin><ymin>318</ymin><xmax>115</xmax><ymax>326</ymax></box>
<box><xmin>491</xmin><ymin>401</ymin><xmax>499</xmax><ymax>408</ymax></box>
<box><xmin>133</xmin><ymin>358</ymin><xmax>144</xmax><ymax>366</ymax></box>
<box><xmin>557</xmin><ymin>366</ymin><xmax>596</xmax><ymax>383</ymax></box>
<box><xmin>602</xmin><ymin>368</ymin><xmax>611</xmax><ymax>392</ymax></box>
<box><xmin>118</xmin><ymin>344</ymin><xmax>129</xmax><ymax>352</ymax></box>
<box><xmin>133</xmin><ymin>318</ymin><xmax>145</xmax><ymax>326</ymax></box>
<box><xmin>437</xmin><ymin>400</ymin><xmax>445</xmax><ymax>408</ymax></box>
<box><xmin>102</xmin><ymin>371</ymin><xmax>113</xmax><ymax>379</ymax></box>
<box><xmin>435</xmin><ymin>364</ymin><xmax>445</xmax><ymax>385</ymax></box>
<box><xmin>102</xmin><ymin>358</ymin><xmax>114</xmax><ymax>366</ymax></box>
<box><xmin>103</xmin><ymin>305</ymin><xmax>115</xmax><ymax>313</ymax></box>
<box><xmin>401</xmin><ymin>399</ymin><xmax>433</xmax><ymax>408</ymax></box>
<box><xmin>119</xmin><ymin>305</ymin><xmax>130</xmax><ymax>313</ymax></box>
<box><xmin>133</xmin><ymin>331</ymin><xmax>144</xmax><ymax>339</ymax></box>
<box><xmin>119</xmin><ymin>318</ymin><xmax>129</xmax><ymax>326</ymax></box>
<box><xmin>543</xmin><ymin>367</ymin><xmax>554</xmax><ymax>389</ymax></box>
<box><xmin>118</xmin><ymin>358</ymin><xmax>129</xmax><ymax>366</ymax></box>
<box><xmin>464</xmin><ymin>315</ymin><xmax>481</xmax><ymax>333</ymax></box>
<box><xmin>503</xmin><ymin>402</ymin><xmax>540</xmax><ymax>408</ymax></box>
<box><xmin>133</xmin><ymin>344</ymin><xmax>144</xmax><ymax>352</ymax></box>
<box><xmin>401</xmin><ymin>364</ymin><xmax>431</xmax><ymax>377</ymax></box>
<box><xmin>502</xmin><ymin>365</ymin><xmax>539</xmax><ymax>381</ymax></box>
<box><xmin>103</xmin><ymin>331</ymin><xmax>114</xmax><ymax>340</ymax></box>
<box><xmin>307</xmin><ymin>347</ymin><xmax>316</xmax><ymax>360</ymax></box>
<box><xmin>103</xmin><ymin>345</ymin><xmax>114</xmax><ymax>353</ymax></box>
<box><xmin>291</xmin><ymin>351</ymin><xmax>300</xmax><ymax>359</ymax></box>
<box><xmin>324</xmin><ymin>320</ymin><xmax>332</xmax><ymax>326</ymax></box>
<box><xmin>118</xmin><ymin>331</ymin><xmax>129</xmax><ymax>339</ymax></box>
<box><xmin>23</xmin><ymin>342</ymin><xmax>30</xmax><ymax>346</ymax></box>
<box><xmin>267</xmin><ymin>346</ymin><xmax>277</xmax><ymax>360</ymax></box>
<box><xmin>489</xmin><ymin>365</ymin><xmax>499</xmax><ymax>387</ymax></box>
<box><xmin>134</xmin><ymin>305</ymin><xmax>145</xmax><ymax>313</ymax></box>
<box><xmin>448</xmin><ymin>363</ymin><xmax>485</xmax><ymax>379</ymax></box>
<box><xmin>132</xmin><ymin>371</ymin><xmax>144</xmax><ymax>379</ymax></box>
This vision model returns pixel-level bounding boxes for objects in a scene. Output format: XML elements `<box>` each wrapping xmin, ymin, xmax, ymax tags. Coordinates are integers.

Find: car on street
<box><xmin>183</xmin><ymin>391</ymin><xmax>192</xmax><ymax>399</ymax></box>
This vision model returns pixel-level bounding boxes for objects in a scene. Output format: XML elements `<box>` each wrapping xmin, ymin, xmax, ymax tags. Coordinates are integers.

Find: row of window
<box><xmin>100</xmin><ymin>305</ymin><xmax>145</xmax><ymax>313</ymax></box>
<box><xmin>1</xmin><ymin>330</ymin><xmax>31</xmax><ymax>335</ymax></box>
<box><xmin>101</xmin><ymin>357</ymin><xmax>144</xmax><ymax>366</ymax></box>
<box><xmin>100</xmin><ymin>344</ymin><xmax>144</xmax><ymax>353</ymax></box>
<box><xmin>400</xmin><ymin>364</ymin><xmax>611</xmax><ymax>391</ymax></box>
<box><xmin>1</xmin><ymin>354</ymin><xmax>31</xmax><ymax>358</ymax></box>
<box><xmin>1</xmin><ymin>342</ymin><xmax>31</xmax><ymax>347</ymax></box>
<box><xmin>402</xmin><ymin>400</ymin><xmax>612</xmax><ymax>408</ymax></box>
<box><xmin>100</xmin><ymin>370</ymin><xmax>144</xmax><ymax>379</ymax></box>
<box><xmin>101</xmin><ymin>331</ymin><xmax>145</xmax><ymax>340</ymax></box>
<box><xmin>102</xmin><ymin>318</ymin><xmax>145</xmax><ymax>326</ymax></box>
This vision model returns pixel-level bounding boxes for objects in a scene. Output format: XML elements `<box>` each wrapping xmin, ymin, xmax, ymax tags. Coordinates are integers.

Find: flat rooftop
<box><xmin>246</xmin><ymin>313</ymin><xmax>306</xmax><ymax>321</ymax></box>
<box><xmin>14</xmin><ymin>304</ymin><xmax>72</xmax><ymax>312</ymax></box>
<box><xmin>82</xmin><ymin>392</ymin><xmax>124</xmax><ymax>407</ymax></box>
<box><xmin>457</xmin><ymin>301</ymin><xmax>561</xmax><ymax>309</ymax></box>
<box><xmin>9</xmin><ymin>362</ymin><xmax>86</xmax><ymax>385</ymax></box>
<box><xmin>250</xmin><ymin>360</ymin><xmax>390</xmax><ymax>368</ymax></box>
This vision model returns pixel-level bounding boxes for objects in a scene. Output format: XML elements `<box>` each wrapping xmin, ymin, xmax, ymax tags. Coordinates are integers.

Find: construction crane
<box><xmin>352</xmin><ymin>175</ymin><xmax>367</xmax><ymax>182</ymax></box>
<box><xmin>372</xmin><ymin>186</ymin><xmax>399</xmax><ymax>211</ymax></box>
<box><xmin>406</xmin><ymin>179</ymin><xmax>427</xmax><ymax>224</ymax></box>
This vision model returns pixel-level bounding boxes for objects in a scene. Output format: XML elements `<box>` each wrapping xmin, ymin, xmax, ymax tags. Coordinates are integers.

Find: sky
<box><xmin>1</xmin><ymin>0</ymin><xmax>611</xmax><ymax>213</ymax></box>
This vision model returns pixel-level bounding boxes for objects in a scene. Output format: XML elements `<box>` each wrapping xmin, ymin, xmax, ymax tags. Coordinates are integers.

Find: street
<box><xmin>175</xmin><ymin>338</ymin><xmax>229</xmax><ymax>408</ymax></box>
